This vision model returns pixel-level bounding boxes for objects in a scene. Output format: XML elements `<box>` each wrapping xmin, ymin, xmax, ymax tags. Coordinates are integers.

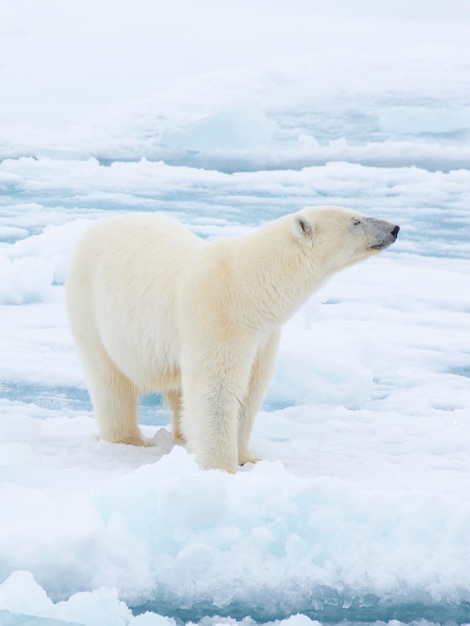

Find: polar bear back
<box><xmin>67</xmin><ymin>213</ymin><xmax>202</xmax><ymax>391</ymax></box>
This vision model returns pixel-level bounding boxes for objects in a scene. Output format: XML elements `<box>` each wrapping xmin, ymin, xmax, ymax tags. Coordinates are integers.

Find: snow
<box><xmin>0</xmin><ymin>256</ymin><xmax>53</xmax><ymax>304</ymax></box>
<box><xmin>1</xmin><ymin>1</ymin><xmax>470</xmax><ymax>625</ymax></box>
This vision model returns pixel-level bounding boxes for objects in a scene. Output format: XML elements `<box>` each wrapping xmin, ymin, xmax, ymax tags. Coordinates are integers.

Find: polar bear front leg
<box><xmin>181</xmin><ymin>383</ymin><xmax>241</xmax><ymax>472</ymax></box>
<box><xmin>180</xmin><ymin>350</ymin><xmax>254</xmax><ymax>473</ymax></box>
<box><xmin>237</xmin><ymin>330</ymin><xmax>281</xmax><ymax>465</ymax></box>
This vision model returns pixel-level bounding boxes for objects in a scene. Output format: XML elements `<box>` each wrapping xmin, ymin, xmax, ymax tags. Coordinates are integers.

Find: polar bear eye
<box><xmin>352</xmin><ymin>219</ymin><xmax>362</xmax><ymax>226</ymax></box>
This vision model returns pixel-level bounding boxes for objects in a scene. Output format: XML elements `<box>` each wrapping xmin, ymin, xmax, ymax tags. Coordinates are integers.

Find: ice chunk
<box><xmin>43</xmin><ymin>588</ymin><xmax>132</xmax><ymax>626</ymax></box>
<box><xmin>161</xmin><ymin>109</ymin><xmax>277</xmax><ymax>152</ymax></box>
<box><xmin>0</xmin><ymin>256</ymin><xmax>53</xmax><ymax>304</ymax></box>
<box><xmin>0</xmin><ymin>574</ymin><xmax>132</xmax><ymax>625</ymax></box>
<box><xmin>0</xmin><ymin>610</ymin><xmax>81</xmax><ymax>625</ymax></box>
<box><xmin>6</xmin><ymin>220</ymin><xmax>92</xmax><ymax>285</ymax></box>
<box><xmin>270</xmin><ymin>321</ymin><xmax>376</xmax><ymax>410</ymax></box>
<box><xmin>378</xmin><ymin>105</ymin><xmax>470</xmax><ymax>134</ymax></box>
<box><xmin>0</xmin><ymin>571</ymin><xmax>53</xmax><ymax>615</ymax></box>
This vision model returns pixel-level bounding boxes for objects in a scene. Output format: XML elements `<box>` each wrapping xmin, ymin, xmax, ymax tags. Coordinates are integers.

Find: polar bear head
<box><xmin>291</xmin><ymin>206</ymin><xmax>399</xmax><ymax>273</ymax></box>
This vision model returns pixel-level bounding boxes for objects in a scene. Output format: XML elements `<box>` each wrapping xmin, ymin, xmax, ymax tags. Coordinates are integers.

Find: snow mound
<box><xmin>0</xmin><ymin>256</ymin><xmax>53</xmax><ymax>304</ymax></box>
<box><xmin>6</xmin><ymin>220</ymin><xmax>92</xmax><ymax>285</ymax></box>
<box><xmin>1</xmin><ymin>426</ymin><xmax>469</xmax><ymax>625</ymax></box>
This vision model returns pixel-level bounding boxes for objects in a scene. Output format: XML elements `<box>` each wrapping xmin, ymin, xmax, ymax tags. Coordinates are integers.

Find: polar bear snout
<box><xmin>366</xmin><ymin>218</ymin><xmax>400</xmax><ymax>250</ymax></box>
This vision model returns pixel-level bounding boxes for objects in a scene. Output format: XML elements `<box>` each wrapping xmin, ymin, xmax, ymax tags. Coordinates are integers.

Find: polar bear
<box><xmin>66</xmin><ymin>206</ymin><xmax>399</xmax><ymax>472</ymax></box>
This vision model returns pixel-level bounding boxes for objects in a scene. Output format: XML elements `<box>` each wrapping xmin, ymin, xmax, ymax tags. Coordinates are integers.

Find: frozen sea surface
<box><xmin>1</xmin><ymin>2</ymin><xmax>470</xmax><ymax>625</ymax></box>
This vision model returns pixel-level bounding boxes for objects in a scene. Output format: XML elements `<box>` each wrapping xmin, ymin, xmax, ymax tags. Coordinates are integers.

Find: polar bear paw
<box><xmin>98</xmin><ymin>433</ymin><xmax>153</xmax><ymax>447</ymax></box>
<box><xmin>238</xmin><ymin>451</ymin><xmax>261</xmax><ymax>466</ymax></box>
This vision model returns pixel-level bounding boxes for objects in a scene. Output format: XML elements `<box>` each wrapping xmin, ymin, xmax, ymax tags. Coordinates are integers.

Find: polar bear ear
<box><xmin>292</xmin><ymin>215</ymin><xmax>314</xmax><ymax>241</ymax></box>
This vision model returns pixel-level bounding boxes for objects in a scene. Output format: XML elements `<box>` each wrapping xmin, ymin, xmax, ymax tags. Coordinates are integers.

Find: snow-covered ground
<box><xmin>1</xmin><ymin>2</ymin><xmax>470</xmax><ymax>625</ymax></box>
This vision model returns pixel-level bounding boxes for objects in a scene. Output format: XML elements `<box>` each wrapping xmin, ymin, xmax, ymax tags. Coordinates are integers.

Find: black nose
<box><xmin>391</xmin><ymin>225</ymin><xmax>400</xmax><ymax>239</ymax></box>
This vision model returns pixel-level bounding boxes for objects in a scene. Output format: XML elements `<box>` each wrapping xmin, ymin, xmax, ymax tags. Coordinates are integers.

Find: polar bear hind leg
<box><xmin>162</xmin><ymin>388</ymin><xmax>186</xmax><ymax>443</ymax></box>
<box><xmin>83</xmin><ymin>343</ymin><xmax>148</xmax><ymax>446</ymax></box>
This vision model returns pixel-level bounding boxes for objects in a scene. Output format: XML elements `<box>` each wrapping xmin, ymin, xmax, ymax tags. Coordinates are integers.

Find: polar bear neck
<box><xmin>220</xmin><ymin>221</ymin><xmax>331</xmax><ymax>327</ymax></box>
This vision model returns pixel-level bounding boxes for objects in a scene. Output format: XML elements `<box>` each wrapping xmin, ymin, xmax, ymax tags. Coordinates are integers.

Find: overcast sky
<box><xmin>1</xmin><ymin>0</ymin><xmax>469</xmax><ymax>124</ymax></box>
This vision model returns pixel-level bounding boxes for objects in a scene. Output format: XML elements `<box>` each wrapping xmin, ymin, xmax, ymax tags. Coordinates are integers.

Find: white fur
<box><xmin>66</xmin><ymin>207</ymin><xmax>398</xmax><ymax>472</ymax></box>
